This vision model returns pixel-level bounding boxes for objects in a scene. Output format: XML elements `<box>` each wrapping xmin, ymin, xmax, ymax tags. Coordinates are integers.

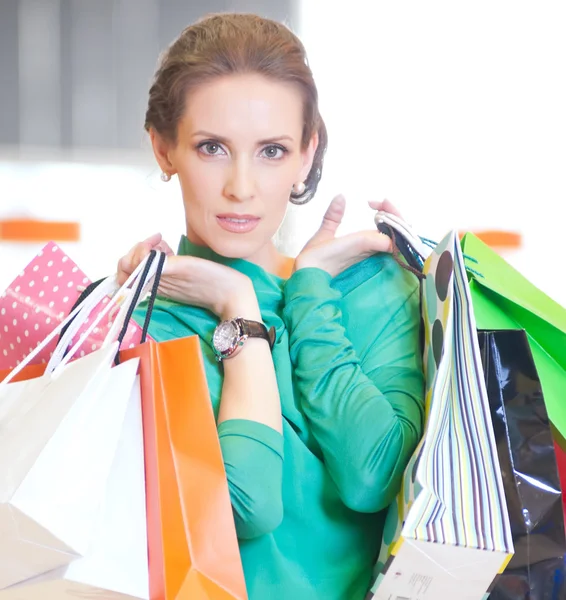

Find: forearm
<box><xmin>283</xmin><ymin>266</ymin><xmax>424</xmax><ymax>512</ymax></box>
<box><xmin>217</xmin><ymin>286</ymin><xmax>282</xmax><ymax>434</ymax></box>
<box><xmin>134</xmin><ymin>278</ymin><xmax>284</xmax><ymax>539</ymax></box>
<box><xmin>215</xmin><ymin>287</ymin><xmax>284</xmax><ymax>537</ymax></box>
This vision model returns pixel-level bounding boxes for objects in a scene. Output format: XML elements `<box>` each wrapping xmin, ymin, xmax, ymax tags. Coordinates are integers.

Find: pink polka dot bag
<box><xmin>0</xmin><ymin>242</ymin><xmax>151</xmax><ymax>370</ymax></box>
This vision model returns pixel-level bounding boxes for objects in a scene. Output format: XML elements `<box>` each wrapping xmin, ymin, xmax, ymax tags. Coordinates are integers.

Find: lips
<box><xmin>216</xmin><ymin>214</ymin><xmax>261</xmax><ymax>234</ymax></box>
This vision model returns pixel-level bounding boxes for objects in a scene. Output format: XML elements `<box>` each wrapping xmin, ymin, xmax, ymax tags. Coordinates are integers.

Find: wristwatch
<box><xmin>212</xmin><ymin>317</ymin><xmax>276</xmax><ymax>361</ymax></box>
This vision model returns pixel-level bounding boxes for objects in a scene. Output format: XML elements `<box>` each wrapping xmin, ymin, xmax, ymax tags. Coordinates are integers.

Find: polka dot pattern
<box><xmin>424</xmin><ymin>249</ymin><xmax>454</xmax><ymax>380</ymax></box>
<box><xmin>0</xmin><ymin>242</ymin><xmax>150</xmax><ymax>370</ymax></box>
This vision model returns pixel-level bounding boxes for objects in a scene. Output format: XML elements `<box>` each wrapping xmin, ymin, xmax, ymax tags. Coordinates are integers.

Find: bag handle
<box><xmin>374</xmin><ymin>211</ymin><xmax>432</xmax><ymax>264</ymax></box>
<box><xmin>52</xmin><ymin>251</ymin><xmax>165</xmax><ymax>372</ymax></box>
<box><xmin>48</xmin><ymin>256</ymin><xmax>155</xmax><ymax>371</ymax></box>
<box><xmin>0</xmin><ymin>253</ymin><xmax>159</xmax><ymax>388</ymax></box>
<box><xmin>54</xmin><ymin>250</ymin><xmax>165</xmax><ymax>368</ymax></box>
<box><xmin>111</xmin><ymin>249</ymin><xmax>166</xmax><ymax>364</ymax></box>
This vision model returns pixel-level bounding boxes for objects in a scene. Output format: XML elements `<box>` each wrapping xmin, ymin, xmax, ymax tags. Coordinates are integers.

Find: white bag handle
<box><xmin>49</xmin><ymin>252</ymin><xmax>164</xmax><ymax>372</ymax></box>
<box><xmin>0</xmin><ymin>254</ymin><xmax>156</xmax><ymax>388</ymax></box>
<box><xmin>46</xmin><ymin>276</ymin><xmax>122</xmax><ymax>364</ymax></box>
<box><xmin>58</xmin><ymin>253</ymin><xmax>164</xmax><ymax>370</ymax></box>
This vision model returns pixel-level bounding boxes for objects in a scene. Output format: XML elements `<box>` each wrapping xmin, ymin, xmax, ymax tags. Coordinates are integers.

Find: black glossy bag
<box><xmin>478</xmin><ymin>329</ymin><xmax>566</xmax><ymax>600</ymax></box>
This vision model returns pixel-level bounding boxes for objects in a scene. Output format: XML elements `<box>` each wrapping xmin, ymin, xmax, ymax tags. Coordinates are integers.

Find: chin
<box><xmin>208</xmin><ymin>233</ymin><xmax>269</xmax><ymax>261</ymax></box>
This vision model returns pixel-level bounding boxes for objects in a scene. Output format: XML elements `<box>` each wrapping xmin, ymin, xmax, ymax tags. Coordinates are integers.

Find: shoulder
<box><xmin>333</xmin><ymin>254</ymin><xmax>420</xmax><ymax>304</ymax></box>
<box><xmin>333</xmin><ymin>255</ymin><xmax>422</xmax><ymax>359</ymax></box>
<box><xmin>332</xmin><ymin>253</ymin><xmax>421</xmax><ymax>335</ymax></box>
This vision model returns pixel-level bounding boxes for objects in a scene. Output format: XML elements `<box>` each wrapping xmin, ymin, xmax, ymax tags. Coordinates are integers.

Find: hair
<box><xmin>145</xmin><ymin>13</ymin><xmax>327</xmax><ymax>204</ymax></box>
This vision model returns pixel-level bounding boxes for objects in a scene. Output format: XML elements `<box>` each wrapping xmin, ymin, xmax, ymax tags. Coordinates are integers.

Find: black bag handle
<box><xmin>57</xmin><ymin>250</ymin><xmax>165</xmax><ymax>363</ymax></box>
<box><xmin>114</xmin><ymin>250</ymin><xmax>166</xmax><ymax>363</ymax></box>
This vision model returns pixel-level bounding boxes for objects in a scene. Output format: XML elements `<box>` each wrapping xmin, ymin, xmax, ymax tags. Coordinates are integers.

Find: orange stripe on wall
<box><xmin>458</xmin><ymin>230</ymin><xmax>522</xmax><ymax>248</ymax></box>
<box><xmin>0</xmin><ymin>219</ymin><xmax>80</xmax><ymax>242</ymax></box>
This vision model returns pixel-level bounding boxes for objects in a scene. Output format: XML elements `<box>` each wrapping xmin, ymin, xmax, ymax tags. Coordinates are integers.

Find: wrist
<box><xmin>218</xmin><ymin>281</ymin><xmax>261</xmax><ymax>321</ymax></box>
<box><xmin>293</xmin><ymin>253</ymin><xmax>331</xmax><ymax>276</ymax></box>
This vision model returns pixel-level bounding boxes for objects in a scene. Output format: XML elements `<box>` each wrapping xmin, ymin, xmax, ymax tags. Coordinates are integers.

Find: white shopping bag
<box><xmin>0</xmin><ymin>364</ymin><xmax>149</xmax><ymax>600</ymax></box>
<box><xmin>0</xmin><ymin>250</ymin><xmax>164</xmax><ymax>592</ymax></box>
<box><xmin>0</xmin><ymin>344</ymin><xmax>134</xmax><ymax>589</ymax></box>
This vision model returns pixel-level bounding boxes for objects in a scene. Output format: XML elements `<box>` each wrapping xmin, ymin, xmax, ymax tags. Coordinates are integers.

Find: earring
<box><xmin>292</xmin><ymin>181</ymin><xmax>306</xmax><ymax>195</ymax></box>
<box><xmin>160</xmin><ymin>171</ymin><xmax>171</xmax><ymax>182</ymax></box>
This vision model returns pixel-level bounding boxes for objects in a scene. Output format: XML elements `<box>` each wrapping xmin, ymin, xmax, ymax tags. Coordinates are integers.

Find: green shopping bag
<box><xmin>460</xmin><ymin>233</ymin><xmax>566</xmax><ymax>445</ymax></box>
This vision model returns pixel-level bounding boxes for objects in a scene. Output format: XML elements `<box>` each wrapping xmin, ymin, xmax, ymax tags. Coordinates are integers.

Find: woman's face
<box><xmin>153</xmin><ymin>73</ymin><xmax>317</xmax><ymax>261</ymax></box>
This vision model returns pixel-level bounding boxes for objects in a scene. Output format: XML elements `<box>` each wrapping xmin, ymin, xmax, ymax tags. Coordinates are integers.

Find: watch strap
<box><xmin>239</xmin><ymin>318</ymin><xmax>276</xmax><ymax>350</ymax></box>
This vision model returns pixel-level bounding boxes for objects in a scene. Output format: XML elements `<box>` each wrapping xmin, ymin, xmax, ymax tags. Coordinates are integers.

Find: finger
<box><xmin>337</xmin><ymin>230</ymin><xmax>393</xmax><ymax>255</ymax></box>
<box><xmin>300</xmin><ymin>195</ymin><xmax>345</xmax><ymax>252</ymax></box>
<box><xmin>355</xmin><ymin>230</ymin><xmax>393</xmax><ymax>254</ymax></box>
<box><xmin>368</xmin><ymin>199</ymin><xmax>404</xmax><ymax>219</ymax></box>
<box><xmin>116</xmin><ymin>256</ymin><xmax>131</xmax><ymax>285</ymax></box>
<box><xmin>306</xmin><ymin>194</ymin><xmax>346</xmax><ymax>247</ymax></box>
<box><xmin>155</xmin><ymin>240</ymin><xmax>175</xmax><ymax>256</ymax></box>
<box><xmin>117</xmin><ymin>242</ymin><xmax>152</xmax><ymax>285</ymax></box>
<box><xmin>142</xmin><ymin>232</ymin><xmax>163</xmax><ymax>246</ymax></box>
<box><xmin>321</xmin><ymin>194</ymin><xmax>346</xmax><ymax>232</ymax></box>
<box><xmin>118</xmin><ymin>235</ymin><xmax>159</xmax><ymax>270</ymax></box>
<box><xmin>132</xmin><ymin>243</ymin><xmax>153</xmax><ymax>270</ymax></box>
<box><xmin>316</xmin><ymin>229</ymin><xmax>393</xmax><ymax>260</ymax></box>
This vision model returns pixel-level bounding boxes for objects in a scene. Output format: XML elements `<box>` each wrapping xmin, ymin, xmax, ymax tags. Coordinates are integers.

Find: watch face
<box><xmin>213</xmin><ymin>320</ymin><xmax>240</xmax><ymax>354</ymax></box>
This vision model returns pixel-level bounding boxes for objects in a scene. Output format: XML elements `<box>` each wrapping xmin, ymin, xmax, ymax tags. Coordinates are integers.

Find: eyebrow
<box><xmin>192</xmin><ymin>130</ymin><xmax>295</xmax><ymax>145</ymax></box>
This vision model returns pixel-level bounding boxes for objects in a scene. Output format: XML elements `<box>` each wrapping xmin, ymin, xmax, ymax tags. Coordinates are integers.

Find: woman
<box><xmin>119</xmin><ymin>13</ymin><xmax>424</xmax><ymax>599</ymax></box>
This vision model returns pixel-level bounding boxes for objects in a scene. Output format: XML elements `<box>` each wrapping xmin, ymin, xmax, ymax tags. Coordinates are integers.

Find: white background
<box><xmin>1</xmin><ymin>0</ymin><xmax>565</xmax><ymax>306</ymax></box>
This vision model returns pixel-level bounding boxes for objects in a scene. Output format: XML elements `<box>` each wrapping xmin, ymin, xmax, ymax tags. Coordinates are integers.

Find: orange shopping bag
<box><xmin>0</xmin><ymin>363</ymin><xmax>46</xmax><ymax>382</ymax></box>
<box><xmin>122</xmin><ymin>336</ymin><xmax>248</xmax><ymax>600</ymax></box>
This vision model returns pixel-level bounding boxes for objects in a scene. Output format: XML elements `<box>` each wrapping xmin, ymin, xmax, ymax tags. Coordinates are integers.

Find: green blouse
<box><xmin>135</xmin><ymin>236</ymin><xmax>424</xmax><ymax>600</ymax></box>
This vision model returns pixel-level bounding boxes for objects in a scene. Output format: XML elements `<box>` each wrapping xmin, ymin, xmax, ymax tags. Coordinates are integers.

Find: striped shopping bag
<box><xmin>368</xmin><ymin>231</ymin><xmax>514</xmax><ymax>600</ymax></box>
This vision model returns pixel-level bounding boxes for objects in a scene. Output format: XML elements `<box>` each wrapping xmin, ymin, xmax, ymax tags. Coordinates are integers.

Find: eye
<box><xmin>260</xmin><ymin>144</ymin><xmax>287</xmax><ymax>160</ymax></box>
<box><xmin>197</xmin><ymin>141</ymin><xmax>227</xmax><ymax>156</ymax></box>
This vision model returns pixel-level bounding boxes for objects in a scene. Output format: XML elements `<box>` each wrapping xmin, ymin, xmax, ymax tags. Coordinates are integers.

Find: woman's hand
<box><xmin>294</xmin><ymin>195</ymin><xmax>393</xmax><ymax>278</ymax></box>
<box><xmin>368</xmin><ymin>198</ymin><xmax>405</xmax><ymax>220</ymax></box>
<box><xmin>117</xmin><ymin>233</ymin><xmax>255</xmax><ymax>319</ymax></box>
<box><xmin>117</xmin><ymin>233</ymin><xmax>175</xmax><ymax>284</ymax></box>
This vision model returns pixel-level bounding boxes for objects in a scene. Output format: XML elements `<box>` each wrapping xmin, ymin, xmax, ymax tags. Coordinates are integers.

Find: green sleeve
<box><xmin>134</xmin><ymin>302</ymin><xmax>285</xmax><ymax>539</ymax></box>
<box><xmin>282</xmin><ymin>264</ymin><xmax>424</xmax><ymax>513</ymax></box>
<box><xmin>218</xmin><ymin>419</ymin><xmax>284</xmax><ymax>539</ymax></box>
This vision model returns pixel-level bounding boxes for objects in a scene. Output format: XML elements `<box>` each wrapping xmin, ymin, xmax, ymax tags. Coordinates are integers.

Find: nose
<box><xmin>223</xmin><ymin>157</ymin><xmax>256</xmax><ymax>203</ymax></box>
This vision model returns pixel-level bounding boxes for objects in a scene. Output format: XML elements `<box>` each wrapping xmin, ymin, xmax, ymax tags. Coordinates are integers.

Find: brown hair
<box><xmin>145</xmin><ymin>13</ymin><xmax>327</xmax><ymax>204</ymax></box>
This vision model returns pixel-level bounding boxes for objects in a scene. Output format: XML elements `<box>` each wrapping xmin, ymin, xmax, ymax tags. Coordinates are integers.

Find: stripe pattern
<box><xmin>370</xmin><ymin>231</ymin><xmax>513</xmax><ymax>596</ymax></box>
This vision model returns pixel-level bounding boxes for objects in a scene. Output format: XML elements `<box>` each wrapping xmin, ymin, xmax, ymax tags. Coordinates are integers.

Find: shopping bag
<box><xmin>477</xmin><ymin>329</ymin><xmax>566</xmax><ymax>600</ymax></box>
<box><xmin>0</xmin><ymin>355</ymin><xmax>148</xmax><ymax>600</ymax></box>
<box><xmin>460</xmin><ymin>234</ymin><xmax>566</xmax><ymax>523</ymax></box>
<box><xmin>0</xmin><ymin>251</ymin><xmax>163</xmax><ymax>594</ymax></box>
<box><xmin>121</xmin><ymin>336</ymin><xmax>248</xmax><ymax>600</ymax></box>
<box><xmin>0</xmin><ymin>241</ymin><xmax>148</xmax><ymax>370</ymax></box>
<box><xmin>0</xmin><ymin>344</ymin><xmax>135</xmax><ymax>589</ymax></box>
<box><xmin>369</xmin><ymin>230</ymin><xmax>513</xmax><ymax>600</ymax></box>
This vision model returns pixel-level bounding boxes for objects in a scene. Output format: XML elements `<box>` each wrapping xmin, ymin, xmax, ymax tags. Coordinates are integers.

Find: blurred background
<box><xmin>0</xmin><ymin>0</ymin><xmax>565</xmax><ymax>305</ymax></box>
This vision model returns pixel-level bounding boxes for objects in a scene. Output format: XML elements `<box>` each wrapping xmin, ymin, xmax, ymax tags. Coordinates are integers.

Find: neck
<box><xmin>185</xmin><ymin>228</ymin><xmax>294</xmax><ymax>279</ymax></box>
<box><xmin>243</xmin><ymin>240</ymin><xmax>294</xmax><ymax>279</ymax></box>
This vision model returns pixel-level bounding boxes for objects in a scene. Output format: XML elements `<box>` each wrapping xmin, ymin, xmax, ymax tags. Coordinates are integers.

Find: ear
<box><xmin>149</xmin><ymin>128</ymin><xmax>177</xmax><ymax>176</ymax></box>
<box><xmin>298</xmin><ymin>131</ymin><xmax>319</xmax><ymax>182</ymax></box>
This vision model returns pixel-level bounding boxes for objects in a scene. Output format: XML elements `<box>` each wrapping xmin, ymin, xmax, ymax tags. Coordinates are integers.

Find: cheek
<box><xmin>178</xmin><ymin>159</ymin><xmax>225</xmax><ymax>225</ymax></box>
<box><xmin>256</xmin><ymin>169</ymin><xmax>294</xmax><ymax>226</ymax></box>
<box><xmin>180</xmin><ymin>157</ymin><xmax>222</xmax><ymax>196</ymax></box>
<box><xmin>256</xmin><ymin>160</ymin><xmax>299</xmax><ymax>203</ymax></box>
